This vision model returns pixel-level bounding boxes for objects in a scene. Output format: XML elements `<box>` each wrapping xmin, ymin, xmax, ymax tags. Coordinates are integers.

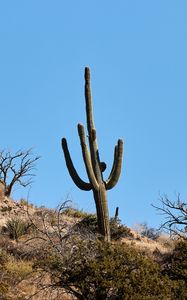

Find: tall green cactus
<box><xmin>61</xmin><ymin>67</ymin><xmax>123</xmax><ymax>242</ymax></box>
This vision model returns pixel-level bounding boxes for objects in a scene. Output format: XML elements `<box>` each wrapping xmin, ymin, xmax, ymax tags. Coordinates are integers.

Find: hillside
<box><xmin>0</xmin><ymin>195</ymin><xmax>186</xmax><ymax>299</ymax></box>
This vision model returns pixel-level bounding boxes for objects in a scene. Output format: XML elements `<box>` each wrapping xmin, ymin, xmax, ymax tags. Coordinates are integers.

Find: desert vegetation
<box><xmin>0</xmin><ymin>196</ymin><xmax>186</xmax><ymax>299</ymax></box>
<box><xmin>0</xmin><ymin>68</ymin><xmax>186</xmax><ymax>299</ymax></box>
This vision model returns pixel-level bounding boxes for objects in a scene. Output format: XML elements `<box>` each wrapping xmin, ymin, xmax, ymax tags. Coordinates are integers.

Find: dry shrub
<box><xmin>5</xmin><ymin>258</ymin><xmax>33</xmax><ymax>279</ymax></box>
<box><xmin>63</xmin><ymin>207</ymin><xmax>90</xmax><ymax>219</ymax></box>
<box><xmin>6</xmin><ymin>217</ymin><xmax>29</xmax><ymax>241</ymax></box>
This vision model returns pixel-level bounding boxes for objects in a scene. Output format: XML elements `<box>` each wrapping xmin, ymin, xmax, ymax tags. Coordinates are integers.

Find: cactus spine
<box><xmin>61</xmin><ymin>67</ymin><xmax>123</xmax><ymax>242</ymax></box>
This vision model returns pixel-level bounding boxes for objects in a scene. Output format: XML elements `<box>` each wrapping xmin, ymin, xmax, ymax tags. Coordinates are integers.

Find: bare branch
<box><xmin>0</xmin><ymin>148</ymin><xmax>40</xmax><ymax>197</ymax></box>
<box><xmin>152</xmin><ymin>194</ymin><xmax>187</xmax><ymax>239</ymax></box>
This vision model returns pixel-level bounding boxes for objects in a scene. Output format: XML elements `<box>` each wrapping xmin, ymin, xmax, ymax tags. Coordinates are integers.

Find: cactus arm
<box><xmin>77</xmin><ymin>124</ymin><xmax>99</xmax><ymax>191</ymax></box>
<box><xmin>103</xmin><ymin>144</ymin><xmax>118</xmax><ymax>188</ymax></box>
<box><xmin>105</xmin><ymin>139</ymin><xmax>124</xmax><ymax>190</ymax></box>
<box><xmin>61</xmin><ymin>138</ymin><xmax>92</xmax><ymax>191</ymax></box>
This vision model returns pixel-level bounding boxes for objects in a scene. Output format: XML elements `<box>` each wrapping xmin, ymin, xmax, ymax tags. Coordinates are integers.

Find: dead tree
<box><xmin>153</xmin><ymin>194</ymin><xmax>187</xmax><ymax>239</ymax></box>
<box><xmin>0</xmin><ymin>149</ymin><xmax>40</xmax><ymax>197</ymax></box>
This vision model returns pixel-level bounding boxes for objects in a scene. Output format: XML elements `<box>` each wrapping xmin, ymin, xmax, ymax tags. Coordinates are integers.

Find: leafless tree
<box><xmin>24</xmin><ymin>200</ymin><xmax>97</xmax><ymax>299</ymax></box>
<box><xmin>0</xmin><ymin>149</ymin><xmax>40</xmax><ymax>197</ymax></box>
<box><xmin>153</xmin><ymin>194</ymin><xmax>187</xmax><ymax>239</ymax></box>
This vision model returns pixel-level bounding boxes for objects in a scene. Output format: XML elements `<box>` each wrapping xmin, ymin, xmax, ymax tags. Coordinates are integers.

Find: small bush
<box><xmin>6</xmin><ymin>218</ymin><xmax>29</xmax><ymax>241</ymax></box>
<box><xmin>0</xmin><ymin>206</ymin><xmax>12</xmax><ymax>213</ymax></box>
<box><xmin>137</xmin><ymin>222</ymin><xmax>161</xmax><ymax>240</ymax></box>
<box><xmin>160</xmin><ymin>240</ymin><xmax>187</xmax><ymax>299</ymax></box>
<box><xmin>163</xmin><ymin>240</ymin><xmax>187</xmax><ymax>280</ymax></box>
<box><xmin>19</xmin><ymin>198</ymin><xmax>29</xmax><ymax>206</ymax></box>
<box><xmin>19</xmin><ymin>198</ymin><xmax>34</xmax><ymax>208</ymax></box>
<box><xmin>0</xmin><ymin>249</ymin><xmax>8</xmax><ymax>266</ymax></box>
<box><xmin>5</xmin><ymin>258</ymin><xmax>33</xmax><ymax>279</ymax></box>
<box><xmin>77</xmin><ymin>214</ymin><xmax>98</xmax><ymax>233</ymax></box>
<box><xmin>110</xmin><ymin>218</ymin><xmax>132</xmax><ymax>240</ymax></box>
<box><xmin>76</xmin><ymin>215</ymin><xmax>132</xmax><ymax>240</ymax></box>
<box><xmin>0</xmin><ymin>253</ymin><xmax>33</xmax><ymax>298</ymax></box>
<box><xmin>63</xmin><ymin>207</ymin><xmax>89</xmax><ymax>219</ymax></box>
<box><xmin>63</xmin><ymin>207</ymin><xmax>90</xmax><ymax>218</ymax></box>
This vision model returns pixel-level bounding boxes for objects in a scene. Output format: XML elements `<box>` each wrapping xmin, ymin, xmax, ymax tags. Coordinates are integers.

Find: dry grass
<box><xmin>121</xmin><ymin>230</ymin><xmax>175</xmax><ymax>259</ymax></box>
<box><xmin>5</xmin><ymin>258</ymin><xmax>33</xmax><ymax>278</ymax></box>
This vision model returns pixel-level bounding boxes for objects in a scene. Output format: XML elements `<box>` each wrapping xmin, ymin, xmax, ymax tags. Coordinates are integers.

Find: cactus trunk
<box><xmin>93</xmin><ymin>184</ymin><xmax>110</xmax><ymax>241</ymax></box>
<box><xmin>61</xmin><ymin>67</ymin><xmax>123</xmax><ymax>242</ymax></box>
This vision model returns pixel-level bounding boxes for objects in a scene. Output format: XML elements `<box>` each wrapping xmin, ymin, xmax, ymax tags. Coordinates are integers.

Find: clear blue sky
<box><xmin>0</xmin><ymin>1</ymin><xmax>187</xmax><ymax>228</ymax></box>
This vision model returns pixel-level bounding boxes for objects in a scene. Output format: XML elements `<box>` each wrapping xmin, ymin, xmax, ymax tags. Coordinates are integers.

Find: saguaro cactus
<box><xmin>61</xmin><ymin>67</ymin><xmax>123</xmax><ymax>242</ymax></box>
